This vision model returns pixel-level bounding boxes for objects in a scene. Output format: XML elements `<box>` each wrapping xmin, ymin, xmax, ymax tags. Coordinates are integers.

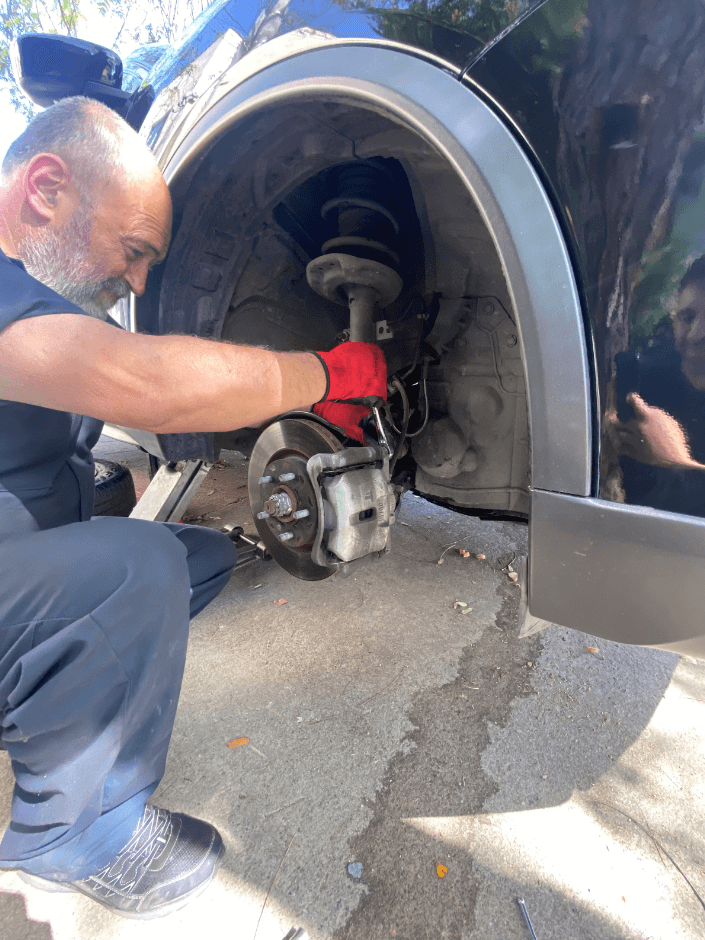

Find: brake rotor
<box><xmin>248</xmin><ymin>418</ymin><xmax>343</xmax><ymax>581</ymax></box>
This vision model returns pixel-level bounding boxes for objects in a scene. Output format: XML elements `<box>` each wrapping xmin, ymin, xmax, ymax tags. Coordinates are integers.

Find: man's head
<box><xmin>673</xmin><ymin>257</ymin><xmax>705</xmax><ymax>389</ymax></box>
<box><xmin>0</xmin><ymin>96</ymin><xmax>171</xmax><ymax>318</ymax></box>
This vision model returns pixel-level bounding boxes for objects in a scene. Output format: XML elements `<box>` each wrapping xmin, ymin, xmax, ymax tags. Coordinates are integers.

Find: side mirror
<box><xmin>11</xmin><ymin>33</ymin><xmax>126</xmax><ymax>109</ymax></box>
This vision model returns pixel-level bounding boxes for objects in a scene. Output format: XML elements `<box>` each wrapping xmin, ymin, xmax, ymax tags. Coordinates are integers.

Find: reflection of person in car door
<box><xmin>606</xmin><ymin>258</ymin><xmax>705</xmax><ymax>515</ymax></box>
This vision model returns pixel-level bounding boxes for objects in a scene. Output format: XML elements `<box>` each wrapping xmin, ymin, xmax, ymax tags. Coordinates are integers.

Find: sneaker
<box><xmin>19</xmin><ymin>804</ymin><xmax>225</xmax><ymax>920</ymax></box>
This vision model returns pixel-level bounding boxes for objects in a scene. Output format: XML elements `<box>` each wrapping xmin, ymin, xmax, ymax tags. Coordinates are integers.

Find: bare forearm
<box><xmin>0</xmin><ymin>315</ymin><xmax>327</xmax><ymax>432</ymax></box>
<box><xmin>109</xmin><ymin>334</ymin><xmax>328</xmax><ymax>433</ymax></box>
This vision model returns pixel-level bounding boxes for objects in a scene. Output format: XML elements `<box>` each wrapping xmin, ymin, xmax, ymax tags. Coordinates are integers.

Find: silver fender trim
<box><xmin>530</xmin><ymin>488</ymin><xmax>705</xmax><ymax>648</ymax></box>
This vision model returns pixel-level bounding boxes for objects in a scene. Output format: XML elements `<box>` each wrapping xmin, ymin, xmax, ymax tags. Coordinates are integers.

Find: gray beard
<box><xmin>20</xmin><ymin>210</ymin><xmax>130</xmax><ymax>320</ymax></box>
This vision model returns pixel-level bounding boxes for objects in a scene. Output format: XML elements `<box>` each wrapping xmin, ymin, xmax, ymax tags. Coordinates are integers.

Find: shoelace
<box><xmin>87</xmin><ymin>806</ymin><xmax>173</xmax><ymax>894</ymax></box>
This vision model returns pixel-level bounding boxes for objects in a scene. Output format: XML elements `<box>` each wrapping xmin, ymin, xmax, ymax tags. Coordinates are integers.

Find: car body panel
<box><xmin>88</xmin><ymin>0</ymin><xmax>705</xmax><ymax>649</ymax></box>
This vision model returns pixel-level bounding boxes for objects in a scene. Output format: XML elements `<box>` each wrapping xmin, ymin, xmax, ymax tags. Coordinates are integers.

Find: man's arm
<box><xmin>0</xmin><ymin>313</ymin><xmax>327</xmax><ymax>433</ymax></box>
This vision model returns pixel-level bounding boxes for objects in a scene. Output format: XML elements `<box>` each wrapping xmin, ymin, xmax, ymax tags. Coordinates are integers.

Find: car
<box><xmin>10</xmin><ymin>0</ymin><xmax>705</xmax><ymax>655</ymax></box>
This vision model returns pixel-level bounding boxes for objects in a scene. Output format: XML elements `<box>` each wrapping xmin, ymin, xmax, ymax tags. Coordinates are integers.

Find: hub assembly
<box><xmin>248</xmin><ymin>418</ymin><xmax>343</xmax><ymax>580</ymax></box>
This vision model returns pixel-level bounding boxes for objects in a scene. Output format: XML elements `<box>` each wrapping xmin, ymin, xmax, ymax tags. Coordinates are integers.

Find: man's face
<box><xmin>673</xmin><ymin>281</ymin><xmax>705</xmax><ymax>389</ymax></box>
<box><xmin>21</xmin><ymin>168</ymin><xmax>172</xmax><ymax>319</ymax></box>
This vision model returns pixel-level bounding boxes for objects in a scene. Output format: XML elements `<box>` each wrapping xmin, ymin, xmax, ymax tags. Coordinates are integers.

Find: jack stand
<box><xmin>130</xmin><ymin>459</ymin><xmax>212</xmax><ymax>523</ymax></box>
<box><xmin>129</xmin><ymin>461</ymin><xmax>271</xmax><ymax>571</ymax></box>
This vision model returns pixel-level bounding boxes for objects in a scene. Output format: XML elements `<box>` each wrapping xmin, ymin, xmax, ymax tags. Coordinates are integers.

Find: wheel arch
<box><xmin>142</xmin><ymin>43</ymin><xmax>592</xmax><ymax>495</ymax></box>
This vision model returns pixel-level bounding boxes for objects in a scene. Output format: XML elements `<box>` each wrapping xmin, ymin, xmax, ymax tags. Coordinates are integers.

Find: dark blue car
<box><xmin>11</xmin><ymin>0</ymin><xmax>705</xmax><ymax>654</ymax></box>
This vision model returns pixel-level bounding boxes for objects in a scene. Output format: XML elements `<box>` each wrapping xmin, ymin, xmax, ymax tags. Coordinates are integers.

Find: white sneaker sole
<box><xmin>18</xmin><ymin>842</ymin><xmax>224</xmax><ymax>921</ymax></box>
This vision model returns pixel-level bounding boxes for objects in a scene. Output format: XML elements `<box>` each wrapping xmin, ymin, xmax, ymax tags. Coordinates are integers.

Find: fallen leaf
<box><xmin>587</xmin><ymin>646</ymin><xmax>600</xmax><ymax>653</ymax></box>
<box><xmin>453</xmin><ymin>601</ymin><xmax>468</xmax><ymax>610</ymax></box>
<box><xmin>622</xmin><ymin>896</ymin><xmax>626</xmax><ymax>902</ymax></box>
<box><xmin>226</xmin><ymin>737</ymin><xmax>250</xmax><ymax>748</ymax></box>
<box><xmin>274</xmin><ymin>598</ymin><xmax>288</xmax><ymax>605</ymax></box>
<box><xmin>206</xmin><ymin>489</ymin><xmax>215</xmax><ymax>496</ymax></box>
<box><xmin>461</xmin><ymin>607</ymin><xmax>473</xmax><ymax>615</ymax></box>
<box><xmin>507</xmin><ymin>571</ymin><xmax>519</xmax><ymax>582</ymax></box>
<box><xmin>475</xmin><ymin>553</ymin><xmax>486</xmax><ymax>560</ymax></box>
<box><xmin>437</xmin><ymin>558</ymin><xmax>444</xmax><ymax>564</ymax></box>
<box><xmin>437</xmin><ymin>864</ymin><xmax>448</xmax><ymax>878</ymax></box>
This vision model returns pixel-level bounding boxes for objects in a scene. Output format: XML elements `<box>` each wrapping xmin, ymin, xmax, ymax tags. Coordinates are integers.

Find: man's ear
<box><xmin>23</xmin><ymin>153</ymin><xmax>74</xmax><ymax>223</ymax></box>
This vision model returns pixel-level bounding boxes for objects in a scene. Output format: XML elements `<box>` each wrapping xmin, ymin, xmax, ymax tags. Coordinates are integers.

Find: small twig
<box><xmin>356</xmin><ymin>667</ymin><xmax>405</xmax><ymax>707</ymax></box>
<box><xmin>308</xmin><ymin>715</ymin><xmax>337</xmax><ymax>725</ymax></box>
<box><xmin>250</xmin><ymin>745</ymin><xmax>269</xmax><ymax>760</ymax></box>
<box><xmin>438</xmin><ymin>539</ymin><xmax>470</xmax><ymax>561</ymax></box>
<box><xmin>589</xmin><ymin>800</ymin><xmax>705</xmax><ymax>913</ymax></box>
<box><xmin>263</xmin><ymin>797</ymin><xmax>305</xmax><ymax>819</ymax></box>
<box><xmin>252</xmin><ymin>834</ymin><xmax>295</xmax><ymax>940</ymax></box>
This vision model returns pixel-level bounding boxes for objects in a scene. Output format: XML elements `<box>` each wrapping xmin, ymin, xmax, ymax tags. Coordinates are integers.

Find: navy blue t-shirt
<box><xmin>0</xmin><ymin>247</ymin><xmax>108</xmax><ymax>539</ymax></box>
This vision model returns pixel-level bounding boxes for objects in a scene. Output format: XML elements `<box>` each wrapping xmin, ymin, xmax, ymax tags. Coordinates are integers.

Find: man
<box><xmin>606</xmin><ymin>258</ymin><xmax>705</xmax><ymax>514</ymax></box>
<box><xmin>0</xmin><ymin>96</ymin><xmax>386</xmax><ymax>917</ymax></box>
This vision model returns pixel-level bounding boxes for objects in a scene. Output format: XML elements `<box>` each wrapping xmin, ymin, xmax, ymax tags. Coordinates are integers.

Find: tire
<box><xmin>93</xmin><ymin>459</ymin><xmax>137</xmax><ymax>517</ymax></box>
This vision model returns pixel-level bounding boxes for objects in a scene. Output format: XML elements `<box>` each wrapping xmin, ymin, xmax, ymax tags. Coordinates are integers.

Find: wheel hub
<box><xmin>248</xmin><ymin>418</ymin><xmax>343</xmax><ymax>580</ymax></box>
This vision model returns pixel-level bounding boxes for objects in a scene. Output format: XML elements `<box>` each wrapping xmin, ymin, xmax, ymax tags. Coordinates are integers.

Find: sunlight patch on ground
<box><xmin>404</xmin><ymin>796</ymin><xmax>699</xmax><ymax>940</ymax></box>
<box><xmin>0</xmin><ymin>866</ymin><xmax>307</xmax><ymax>940</ymax></box>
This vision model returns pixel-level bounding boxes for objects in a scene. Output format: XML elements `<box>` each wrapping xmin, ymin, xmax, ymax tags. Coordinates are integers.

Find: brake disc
<box><xmin>248</xmin><ymin>418</ymin><xmax>343</xmax><ymax>581</ymax></box>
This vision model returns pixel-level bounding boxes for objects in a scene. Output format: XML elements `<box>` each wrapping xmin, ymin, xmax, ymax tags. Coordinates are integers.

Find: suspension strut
<box><xmin>306</xmin><ymin>162</ymin><xmax>403</xmax><ymax>342</ymax></box>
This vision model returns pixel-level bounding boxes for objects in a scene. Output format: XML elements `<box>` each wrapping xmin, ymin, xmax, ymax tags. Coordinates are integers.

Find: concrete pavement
<box><xmin>1</xmin><ymin>439</ymin><xmax>703</xmax><ymax>939</ymax></box>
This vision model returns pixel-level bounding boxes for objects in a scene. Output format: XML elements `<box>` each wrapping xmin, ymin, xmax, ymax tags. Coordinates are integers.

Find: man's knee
<box><xmin>0</xmin><ymin>518</ymin><xmax>189</xmax><ymax>628</ymax></box>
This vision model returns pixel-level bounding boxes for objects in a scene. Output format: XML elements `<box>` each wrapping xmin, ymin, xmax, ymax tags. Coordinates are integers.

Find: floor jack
<box><xmin>129</xmin><ymin>458</ymin><xmax>270</xmax><ymax>569</ymax></box>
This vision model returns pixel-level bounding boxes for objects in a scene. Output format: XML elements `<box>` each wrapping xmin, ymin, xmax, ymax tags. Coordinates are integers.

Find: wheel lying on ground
<box><xmin>93</xmin><ymin>459</ymin><xmax>137</xmax><ymax>517</ymax></box>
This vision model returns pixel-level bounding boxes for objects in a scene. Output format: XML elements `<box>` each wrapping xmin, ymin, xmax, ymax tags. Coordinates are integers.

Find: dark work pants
<box><xmin>0</xmin><ymin>517</ymin><xmax>237</xmax><ymax>881</ymax></box>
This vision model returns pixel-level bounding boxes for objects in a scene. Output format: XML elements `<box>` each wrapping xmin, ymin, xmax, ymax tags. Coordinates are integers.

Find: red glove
<box><xmin>312</xmin><ymin>343</ymin><xmax>387</xmax><ymax>443</ymax></box>
<box><xmin>313</xmin><ymin>401</ymin><xmax>371</xmax><ymax>444</ymax></box>
<box><xmin>313</xmin><ymin>343</ymin><xmax>387</xmax><ymax>403</ymax></box>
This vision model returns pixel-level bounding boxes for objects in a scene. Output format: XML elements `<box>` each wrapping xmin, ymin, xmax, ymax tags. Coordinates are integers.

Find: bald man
<box><xmin>0</xmin><ymin>96</ymin><xmax>387</xmax><ymax>917</ymax></box>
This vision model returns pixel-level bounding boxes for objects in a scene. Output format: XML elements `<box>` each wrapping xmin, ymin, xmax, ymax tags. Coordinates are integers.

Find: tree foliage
<box><xmin>0</xmin><ymin>0</ymin><xmax>211</xmax><ymax>119</ymax></box>
<box><xmin>1</xmin><ymin>0</ymin><xmax>81</xmax><ymax>117</ymax></box>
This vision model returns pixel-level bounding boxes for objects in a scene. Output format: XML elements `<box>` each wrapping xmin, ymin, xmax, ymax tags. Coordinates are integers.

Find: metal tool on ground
<box><xmin>129</xmin><ymin>463</ymin><xmax>271</xmax><ymax>570</ymax></box>
<box><xmin>222</xmin><ymin>524</ymin><xmax>270</xmax><ymax>569</ymax></box>
<box><xmin>517</xmin><ymin>898</ymin><xmax>538</xmax><ymax>939</ymax></box>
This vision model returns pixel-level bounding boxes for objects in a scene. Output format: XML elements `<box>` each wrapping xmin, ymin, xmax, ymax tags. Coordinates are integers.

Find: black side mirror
<box><xmin>10</xmin><ymin>33</ymin><xmax>154</xmax><ymax>130</ymax></box>
<box><xmin>11</xmin><ymin>33</ymin><xmax>128</xmax><ymax>109</ymax></box>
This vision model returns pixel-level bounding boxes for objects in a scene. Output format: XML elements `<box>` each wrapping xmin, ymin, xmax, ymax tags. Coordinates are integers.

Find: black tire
<box><xmin>93</xmin><ymin>459</ymin><xmax>137</xmax><ymax>517</ymax></box>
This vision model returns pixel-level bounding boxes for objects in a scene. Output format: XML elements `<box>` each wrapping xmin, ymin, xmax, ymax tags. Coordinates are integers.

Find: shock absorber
<box><xmin>306</xmin><ymin>162</ymin><xmax>403</xmax><ymax>342</ymax></box>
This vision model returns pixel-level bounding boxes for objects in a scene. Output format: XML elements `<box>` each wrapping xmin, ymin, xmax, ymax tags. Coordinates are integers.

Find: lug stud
<box><xmin>293</xmin><ymin>509</ymin><xmax>309</xmax><ymax>519</ymax></box>
<box><xmin>279</xmin><ymin>532</ymin><xmax>294</xmax><ymax>542</ymax></box>
<box><xmin>256</xmin><ymin>511</ymin><xmax>270</xmax><ymax>520</ymax></box>
<box><xmin>279</xmin><ymin>472</ymin><xmax>296</xmax><ymax>483</ymax></box>
<box><xmin>259</xmin><ymin>475</ymin><xmax>273</xmax><ymax>484</ymax></box>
